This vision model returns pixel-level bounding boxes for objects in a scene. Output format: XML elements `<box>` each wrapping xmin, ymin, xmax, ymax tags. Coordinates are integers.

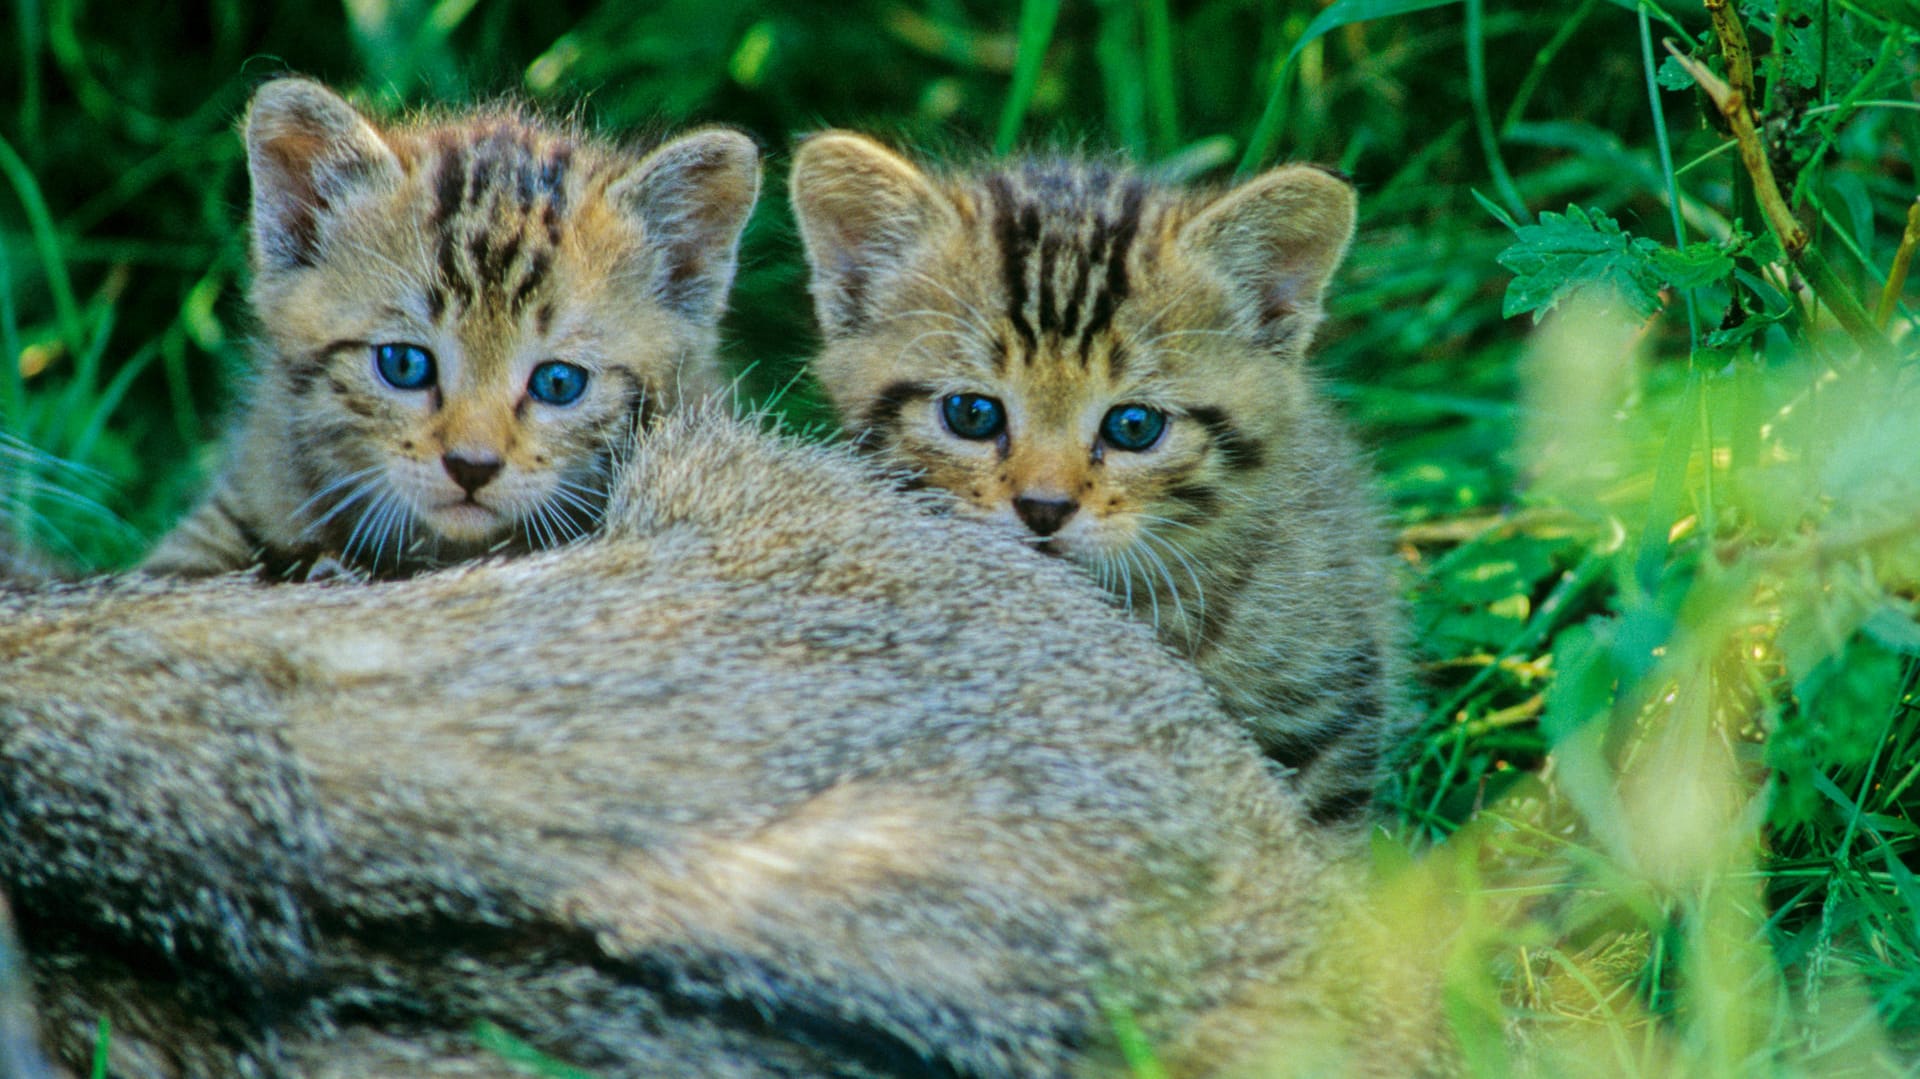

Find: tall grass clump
<box><xmin>0</xmin><ymin>0</ymin><xmax>1915</xmax><ymax>1071</ymax></box>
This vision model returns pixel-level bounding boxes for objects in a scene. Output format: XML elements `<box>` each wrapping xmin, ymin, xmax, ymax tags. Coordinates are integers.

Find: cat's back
<box><xmin>3</xmin><ymin>409</ymin><xmax>1450</xmax><ymax>1077</ymax></box>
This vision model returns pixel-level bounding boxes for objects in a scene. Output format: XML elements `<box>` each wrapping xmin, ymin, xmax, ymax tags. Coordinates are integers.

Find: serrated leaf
<box><xmin>1497</xmin><ymin>206</ymin><xmax>1667</xmax><ymax>322</ymax></box>
<box><xmin>1497</xmin><ymin>207</ymin><xmax>1742</xmax><ymax>323</ymax></box>
<box><xmin>1655</xmin><ymin>53</ymin><xmax>1697</xmax><ymax>91</ymax></box>
<box><xmin>1742</xmin><ymin>229</ymin><xmax>1784</xmax><ymax>266</ymax></box>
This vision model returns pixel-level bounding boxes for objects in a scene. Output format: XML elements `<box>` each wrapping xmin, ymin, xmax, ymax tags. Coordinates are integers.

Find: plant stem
<box><xmin>1664</xmin><ymin>42</ymin><xmax>1888</xmax><ymax>355</ymax></box>
<box><xmin>1876</xmin><ymin>198</ymin><xmax>1920</xmax><ymax>329</ymax></box>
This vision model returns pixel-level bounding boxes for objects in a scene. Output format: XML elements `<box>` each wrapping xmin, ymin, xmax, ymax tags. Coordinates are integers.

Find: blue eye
<box><xmin>528</xmin><ymin>361</ymin><xmax>589</xmax><ymax>406</ymax></box>
<box><xmin>373</xmin><ymin>343</ymin><xmax>436</xmax><ymax>390</ymax></box>
<box><xmin>941</xmin><ymin>393</ymin><xmax>1005</xmax><ymax>440</ymax></box>
<box><xmin>1099</xmin><ymin>404</ymin><xmax>1167</xmax><ymax>452</ymax></box>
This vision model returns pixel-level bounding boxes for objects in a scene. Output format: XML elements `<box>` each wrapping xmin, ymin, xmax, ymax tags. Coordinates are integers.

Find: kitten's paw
<box><xmin>304</xmin><ymin>554</ymin><xmax>370</xmax><ymax>584</ymax></box>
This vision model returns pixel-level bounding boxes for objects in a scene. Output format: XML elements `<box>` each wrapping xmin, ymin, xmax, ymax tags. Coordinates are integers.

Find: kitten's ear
<box><xmin>1177</xmin><ymin>164</ymin><xmax>1357</xmax><ymax>356</ymax></box>
<box><xmin>789</xmin><ymin>131</ymin><xmax>955</xmax><ymax>337</ymax></box>
<box><xmin>245</xmin><ymin>78</ymin><xmax>403</xmax><ymax>272</ymax></box>
<box><xmin>606</xmin><ymin>127</ymin><xmax>762</xmax><ymax>325</ymax></box>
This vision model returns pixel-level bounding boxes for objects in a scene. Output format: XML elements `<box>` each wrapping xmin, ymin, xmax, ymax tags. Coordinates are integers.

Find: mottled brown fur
<box><xmin>2</xmin><ymin>408</ymin><xmax>1446</xmax><ymax>1077</ymax></box>
<box><xmin>143</xmin><ymin>79</ymin><xmax>759</xmax><ymax>579</ymax></box>
<box><xmin>790</xmin><ymin>133</ymin><xmax>1408</xmax><ymax>827</ymax></box>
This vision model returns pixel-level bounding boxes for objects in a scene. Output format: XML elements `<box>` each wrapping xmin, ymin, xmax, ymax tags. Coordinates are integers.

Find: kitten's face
<box><xmin>245</xmin><ymin>81</ymin><xmax>758</xmax><ymax>569</ymax></box>
<box><xmin>792</xmin><ymin>135</ymin><xmax>1355</xmax><ymax>574</ymax></box>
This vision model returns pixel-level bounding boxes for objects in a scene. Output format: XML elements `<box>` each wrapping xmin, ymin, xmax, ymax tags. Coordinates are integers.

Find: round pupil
<box><xmin>1101</xmin><ymin>405</ymin><xmax>1166</xmax><ymax>451</ymax></box>
<box><xmin>529</xmin><ymin>362</ymin><xmax>589</xmax><ymax>406</ymax></box>
<box><xmin>942</xmin><ymin>394</ymin><xmax>1004</xmax><ymax>440</ymax></box>
<box><xmin>374</xmin><ymin>343</ymin><xmax>435</xmax><ymax>390</ymax></box>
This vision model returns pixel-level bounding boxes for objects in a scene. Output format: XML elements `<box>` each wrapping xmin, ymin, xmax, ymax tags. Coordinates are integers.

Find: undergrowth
<box><xmin>2</xmin><ymin>0</ymin><xmax>1916</xmax><ymax>1072</ymax></box>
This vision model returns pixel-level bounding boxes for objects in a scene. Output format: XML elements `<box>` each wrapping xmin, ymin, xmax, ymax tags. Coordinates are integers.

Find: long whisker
<box><xmin>367</xmin><ymin>497</ymin><xmax>403</xmax><ymax>575</ymax></box>
<box><xmin>1139</xmin><ymin>528</ymin><xmax>1208</xmax><ymax>621</ymax></box>
<box><xmin>301</xmin><ymin>478</ymin><xmax>387</xmax><ymax>538</ymax></box>
<box><xmin>294</xmin><ymin>466</ymin><xmax>385</xmax><ymax>527</ymax></box>
<box><xmin>1125</xmin><ymin>546</ymin><xmax>1162</xmax><ymax>631</ymax></box>
<box><xmin>1129</xmin><ymin>512</ymin><xmax>1202</xmax><ymax>534</ymax></box>
<box><xmin>1131</xmin><ymin>537</ymin><xmax>1181</xmax><ymax>632</ymax></box>
<box><xmin>338</xmin><ymin>492</ymin><xmax>382</xmax><ymax>569</ymax></box>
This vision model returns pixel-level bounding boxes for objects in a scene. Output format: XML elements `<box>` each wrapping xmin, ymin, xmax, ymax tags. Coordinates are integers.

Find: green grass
<box><xmin>3</xmin><ymin>0</ymin><xmax>1917</xmax><ymax>1072</ymax></box>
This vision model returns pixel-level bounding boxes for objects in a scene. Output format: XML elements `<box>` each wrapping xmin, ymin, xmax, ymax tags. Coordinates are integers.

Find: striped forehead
<box><xmin>421</xmin><ymin>123</ymin><xmax>581</xmax><ymax>323</ymax></box>
<box><xmin>975</xmin><ymin>163</ymin><xmax>1155</xmax><ymax>365</ymax></box>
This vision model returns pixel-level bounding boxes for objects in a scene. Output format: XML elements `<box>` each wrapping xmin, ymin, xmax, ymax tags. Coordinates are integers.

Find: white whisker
<box><xmin>294</xmin><ymin>466</ymin><xmax>385</xmax><ymax>528</ymax></box>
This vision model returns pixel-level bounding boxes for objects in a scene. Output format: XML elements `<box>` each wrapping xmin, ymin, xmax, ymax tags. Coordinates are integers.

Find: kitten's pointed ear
<box><xmin>1177</xmin><ymin>164</ymin><xmax>1357</xmax><ymax>356</ymax></box>
<box><xmin>789</xmin><ymin>131</ymin><xmax>954</xmax><ymax>337</ymax></box>
<box><xmin>245</xmin><ymin>78</ymin><xmax>403</xmax><ymax>272</ymax></box>
<box><xmin>606</xmin><ymin>127</ymin><xmax>762</xmax><ymax>325</ymax></box>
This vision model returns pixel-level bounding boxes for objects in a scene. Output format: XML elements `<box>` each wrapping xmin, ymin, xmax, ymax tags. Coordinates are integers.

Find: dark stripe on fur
<box><xmin>608</xmin><ymin>368</ymin><xmax>659</xmax><ymax>439</ymax></box>
<box><xmin>1078</xmin><ymin>179</ymin><xmax>1146</xmax><ymax>344</ymax></box>
<box><xmin>287</xmin><ymin>342</ymin><xmax>355</xmax><ymax>397</ymax></box>
<box><xmin>511</xmin><ymin>249</ymin><xmax>551</xmax><ymax>316</ymax></box>
<box><xmin>1262</xmin><ymin>726</ymin><xmax>1337</xmax><ymax>773</ymax></box>
<box><xmin>1166</xmin><ymin>483</ymin><xmax>1220</xmax><ymax>515</ymax></box>
<box><xmin>1186</xmin><ymin>406</ymin><xmax>1266</xmax><ymax>471</ymax></box>
<box><xmin>431</xmin><ymin>144</ymin><xmax>465</xmax><ymax>234</ymax></box>
<box><xmin>1036</xmin><ymin>234</ymin><xmax>1059</xmax><ymax>337</ymax></box>
<box><xmin>1305</xmin><ymin>785</ymin><xmax>1373</xmax><ymax>825</ymax></box>
<box><xmin>863</xmin><ymin>380</ymin><xmax>932</xmax><ymax>443</ymax></box>
<box><xmin>986</xmin><ymin>176</ymin><xmax>1037</xmax><ymax>350</ymax></box>
<box><xmin>436</xmin><ymin>232</ymin><xmax>472</xmax><ymax>310</ymax></box>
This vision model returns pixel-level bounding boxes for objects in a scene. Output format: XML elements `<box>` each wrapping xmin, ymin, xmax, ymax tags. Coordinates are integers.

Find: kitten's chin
<box><xmin>425</xmin><ymin>502</ymin><xmax>510</xmax><ymax>543</ymax></box>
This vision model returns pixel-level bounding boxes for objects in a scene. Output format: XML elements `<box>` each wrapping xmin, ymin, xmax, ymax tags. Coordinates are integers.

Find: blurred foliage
<box><xmin>2</xmin><ymin>0</ymin><xmax>1919</xmax><ymax>1072</ymax></box>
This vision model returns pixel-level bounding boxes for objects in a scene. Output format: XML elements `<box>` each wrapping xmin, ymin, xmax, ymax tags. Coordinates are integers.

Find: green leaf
<box><xmin>1497</xmin><ymin>206</ymin><xmax>1736</xmax><ymax>322</ymax></box>
<box><xmin>1649</xmin><ymin>241</ymin><xmax>1734</xmax><ymax>291</ymax></box>
<box><xmin>1654</xmin><ymin>53</ymin><xmax>1696</xmax><ymax>91</ymax></box>
<box><xmin>1497</xmin><ymin>205</ymin><xmax>1665</xmax><ymax>321</ymax></box>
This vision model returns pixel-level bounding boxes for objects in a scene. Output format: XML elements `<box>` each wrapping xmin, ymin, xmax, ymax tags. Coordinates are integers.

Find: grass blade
<box><xmin>1239</xmin><ymin>0</ymin><xmax>1461</xmax><ymax>174</ymax></box>
<box><xmin>0</xmin><ymin>130</ymin><xmax>83</xmax><ymax>354</ymax></box>
<box><xmin>1141</xmin><ymin>0</ymin><xmax>1179</xmax><ymax>156</ymax></box>
<box><xmin>1464</xmin><ymin>0</ymin><xmax>1525</xmax><ymax>221</ymax></box>
<box><xmin>994</xmin><ymin>0</ymin><xmax>1062</xmax><ymax>154</ymax></box>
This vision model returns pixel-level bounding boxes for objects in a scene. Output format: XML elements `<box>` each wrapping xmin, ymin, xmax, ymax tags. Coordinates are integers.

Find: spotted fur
<box><xmin>143</xmin><ymin>78</ymin><xmax>759</xmax><ymax>579</ymax></box>
<box><xmin>792</xmin><ymin>133</ymin><xmax>1407</xmax><ymax>827</ymax></box>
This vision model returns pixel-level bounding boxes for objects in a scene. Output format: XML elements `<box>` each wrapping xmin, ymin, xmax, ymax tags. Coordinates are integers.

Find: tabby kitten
<box><xmin>143</xmin><ymin>78</ymin><xmax>760</xmax><ymax>578</ymax></box>
<box><xmin>791</xmin><ymin>132</ymin><xmax>1405</xmax><ymax>827</ymax></box>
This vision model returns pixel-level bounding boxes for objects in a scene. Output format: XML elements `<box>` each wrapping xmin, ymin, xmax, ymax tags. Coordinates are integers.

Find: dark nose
<box><xmin>1013</xmin><ymin>496</ymin><xmax>1077</xmax><ymax>537</ymax></box>
<box><xmin>442</xmin><ymin>452</ymin><xmax>503</xmax><ymax>496</ymax></box>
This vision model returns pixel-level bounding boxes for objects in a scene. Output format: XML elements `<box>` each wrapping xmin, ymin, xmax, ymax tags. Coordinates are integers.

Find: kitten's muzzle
<box><xmin>1013</xmin><ymin>496</ymin><xmax>1077</xmax><ymax>537</ymax></box>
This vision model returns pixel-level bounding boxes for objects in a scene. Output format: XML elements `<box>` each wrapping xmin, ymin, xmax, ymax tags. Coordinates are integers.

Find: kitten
<box><xmin>142</xmin><ymin>78</ymin><xmax>760</xmax><ymax>579</ymax></box>
<box><xmin>790</xmin><ymin>133</ymin><xmax>1407</xmax><ymax>828</ymax></box>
